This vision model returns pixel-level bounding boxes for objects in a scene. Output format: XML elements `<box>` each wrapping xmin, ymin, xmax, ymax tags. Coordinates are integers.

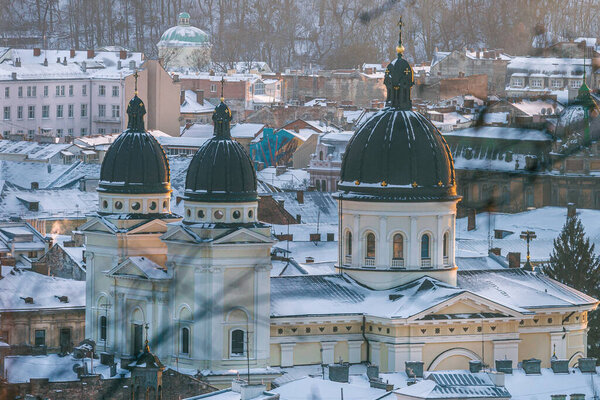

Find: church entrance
<box><xmin>132</xmin><ymin>324</ymin><xmax>143</xmax><ymax>355</ymax></box>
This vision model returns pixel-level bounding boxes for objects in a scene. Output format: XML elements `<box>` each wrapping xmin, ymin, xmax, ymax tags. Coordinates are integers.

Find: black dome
<box><xmin>184</xmin><ymin>137</ymin><xmax>257</xmax><ymax>202</ymax></box>
<box><xmin>99</xmin><ymin>131</ymin><xmax>171</xmax><ymax>194</ymax></box>
<box><xmin>184</xmin><ymin>98</ymin><xmax>257</xmax><ymax>203</ymax></box>
<box><xmin>99</xmin><ymin>94</ymin><xmax>171</xmax><ymax>194</ymax></box>
<box><xmin>337</xmin><ymin>110</ymin><xmax>457</xmax><ymax>202</ymax></box>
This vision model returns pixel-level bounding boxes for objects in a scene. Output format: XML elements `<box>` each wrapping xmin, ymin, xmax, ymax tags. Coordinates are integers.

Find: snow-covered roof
<box><xmin>0</xmin><ymin>140</ymin><xmax>74</xmax><ymax>161</ymax></box>
<box><xmin>511</xmin><ymin>99</ymin><xmax>563</xmax><ymax>116</ymax></box>
<box><xmin>230</xmin><ymin>123</ymin><xmax>264</xmax><ymax>138</ymax></box>
<box><xmin>444</xmin><ymin>126</ymin><xmax>552</xmax><ymax>142</ymax></box>
<box><xmin>0</xmin><ymin>266</ymin><xmax>85</xmax><ymax>311</ymax></box>
<box><xmin>396</xmin><ymin>371</ymin><xmax>510</xmax><ymax>399</ymax></box>
<box><xmin>272</xmin><ymin>376</ymin><xmax>389</xmax><ymax>400</ymax></box>
<box><xmin>256</xmin><ymin>167</ymin><xmax>310</xmax><ymax>191</ymax></box>
<box><xmin>483</xmin><ymin>112</ymin><xmax>509</xmax><ymax>124</ymax></box>
<box><xmin>507</xmin><ymin>57</ymin><xmax>589</xmax><ymax>77</ymax></box>
<box><xmin>180</xmin><ymin>90</ymin><xmax>215</xmax><ymax>114</ymax></box>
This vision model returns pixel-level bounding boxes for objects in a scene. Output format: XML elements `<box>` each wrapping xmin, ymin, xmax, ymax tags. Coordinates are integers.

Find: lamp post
<box><xmin>520</xmin><ymin>230</ymin><xmax>537</xmax><ymax>271</ymax></box>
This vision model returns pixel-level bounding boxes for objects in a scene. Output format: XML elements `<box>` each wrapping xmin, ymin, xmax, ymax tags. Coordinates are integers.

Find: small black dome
<box><xmin>99</xmin><ymin>94</ymin><xmax>170</xmax><ymax>194</ymax></box>
<box><xmin>337</xmin><ymin>110</ymin><xmax>457</xmax><ymax>201</ymax></box>
<box><xmin>99</xmin><ymin>131</ymin><xmax>171</xmax><ymax>194</ymax></box>
<box><xmin>184</xmin><ymin>99</ymin><xmax>257</xmax><ymax>203</ymax></box>
<box><xmin>184</xmin><ymin>137</ymin><xmax>257</xmax><ymax>202</ymax></box>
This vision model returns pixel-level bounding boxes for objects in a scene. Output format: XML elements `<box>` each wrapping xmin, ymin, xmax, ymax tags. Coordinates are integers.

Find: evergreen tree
<box><xmin>544</xmin><ymin>215</ymin><xmax>600</xmax><ymax>357</ymax></box>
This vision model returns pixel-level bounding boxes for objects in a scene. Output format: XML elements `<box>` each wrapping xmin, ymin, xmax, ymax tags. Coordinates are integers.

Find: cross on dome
<box><xmin>383</xmin><ymin>16</ymin><xmax>414</xmax><ymax>110</ymax></box>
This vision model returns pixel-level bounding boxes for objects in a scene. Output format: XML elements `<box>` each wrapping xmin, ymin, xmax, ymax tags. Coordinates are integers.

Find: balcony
<box><xmin>391</xmin><ymin>258</ymin><xmax>405</xmax><ymax>268</ymax></box>
<box><xmin>443</xmin><ymin>256</ymin><xmax>449</xmax><ymax>265</ymax></box>
<box><xmin>364</xmin><ymin>257</ymin><xmax>375</xmax><ymax>267</ymax></box>
<box><xmin>344</xmin><ymin>255</ymin><xmax>352</xmax><ymax>265</ymax></box>
<box><xmin>420</xmin><ymin>258</ymin><xmax>432</xmax><ymax>268</ymax></box>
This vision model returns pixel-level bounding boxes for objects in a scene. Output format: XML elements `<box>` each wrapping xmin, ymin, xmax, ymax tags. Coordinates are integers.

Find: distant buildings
<box><xmin>0</xmin><ymin>49</ymin><xmax>181</xmax><ymax>139</ymax></box>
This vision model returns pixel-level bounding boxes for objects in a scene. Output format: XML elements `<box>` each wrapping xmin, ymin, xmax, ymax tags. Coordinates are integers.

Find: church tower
<box><xmin>335</xmin><ymin>18</ymin><xmax>460</xmax><ymax>289</ymax></box>
<box><xmin>162</xmin><ymin>88</ymin><xmax>274</xmax><ymax>381</ymax></box>
<box><xmin>81</xmin><ymin>77</ymin><xmax>180</xmax><ymax>360</ymax></box>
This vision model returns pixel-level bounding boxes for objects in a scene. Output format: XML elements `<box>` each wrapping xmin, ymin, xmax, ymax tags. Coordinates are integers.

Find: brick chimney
<box><xmin>180</xmin><ymin>90</ymin><xmax>186</xmax><ymax>105</ymax></box>
<box><xmin>33</xmin><ymin>48</ymin><xmax>41</xmax><ymax>57</ymax></box>
<box><xmin>567</xmin><ymin>203</ymin><xmax>576</xmax><ymax>218</ymax></box>
<box><xmin>87</xmin><ymin>49</ymin><xmax>94</xmax><ymax>59</ymax></box>
<box><xmin>70</xmin><ymin>49</ymin><xmax>76</xmax><ymax>58</ymax></box>
<box><xmin>296</xmin><ymin>190</ymin><xmax>304</xmax><ymax>204</ymax></box>
<box><xmin>507</xmin><ymin>252</ymin><xmax>521</xmax><ymax>268</ymax></box>
<box><xmin>119</xmin><ymin>50</ymin><xmax>127</xmax><ymax>60</ymax></box>
<box><xmin>195</xmin><ymin>90</ymin><xmax>204</xmax><ymax>105</ymax></box>
<box><xmin>467</xmin><ymin>209</ymin><xmax>476</xmax><ymax>231</ymax></box>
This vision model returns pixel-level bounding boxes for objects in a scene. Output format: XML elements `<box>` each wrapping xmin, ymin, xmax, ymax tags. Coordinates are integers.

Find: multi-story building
<box><xmin>0</xmin><ymin>48</ymin><xmax>181</xmax><ymax>139</ymax></box>
<box><xmin>307</xmin><ymin>131</ymin><xmax>352</xmax><ymax>192</ymax></box>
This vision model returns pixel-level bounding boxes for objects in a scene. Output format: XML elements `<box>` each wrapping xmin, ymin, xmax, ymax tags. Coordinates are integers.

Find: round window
<box><xmin>197</xmin><ymin>210</ymin><xmax>205</xmax><ymax>218</ymax></box>
<box><xmin>114</xmin><ymin>201</ymin><xmax>123</xmax><ymax>210</ymax></box>
<box><xmin>232</xmin><ymin>210</ymin><xmax>241</xmax><ymax>219</ymax></box>
<box><xmin>102</xmin><ymin>200</ymin><xmax>108</xmax><ymax>209</ymax></box>
<box><xmin>214</xmin><ymin>210</ymin><xmax>224</xmax><ymax>220</ymax></box>
<box><xmin>248</xmin><ymin>209</ymin><xmax>254</xmax><ymax>218</ymax></box>
<box><xmin>149</xmin><ymin>201</ymin><xmax>157</xmax><ymax>211</ymax></box>
<box><xmin>131</xmin><ymin>202</ymin><xmax>141</xmax><ymax>211</ymax></box>
<box><xmin>186</xmin><ymin>209</ymin><xmax>191</xmax><ymax>217</ymax></box>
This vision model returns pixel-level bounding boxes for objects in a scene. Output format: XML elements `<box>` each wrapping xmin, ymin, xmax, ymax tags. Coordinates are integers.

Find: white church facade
<box><xmin>83</xmin><ymin>28</ymin><xmax>598</xmax><ymax>387</ymax></box>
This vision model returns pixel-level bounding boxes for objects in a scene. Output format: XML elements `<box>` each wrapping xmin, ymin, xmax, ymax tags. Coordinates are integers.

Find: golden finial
<box><xmin>438</xmin><ymin>181</ymin><xmax>443</xmax><ymax>186</ymax></box>
<box><xmin>354</xmin><ymin>180</ymin><xmax>360</xmax><ymax>185</ymax></box>
<box><xmin>133</xmin><ymin>69</ymin><xmax>139</xmax><ymax>95</ymax></box>
<box><xmin>412</xmin><ymin>181</ymin><xmax>418</xmax><ymax>188</ymax></box>
<box><xmin>381</xmin><ymin>181</ymin><xmax>388</xmax><ymax>187</ymax></box>
<box><xmin>220</xmin><ymin>76</ymin><xmax>225</xmax><ymax>102</ymax></box>
<box><xmin>396</xmin><ymin>17</ymin><xmax>405</xmax><ymax>54</ymax></box>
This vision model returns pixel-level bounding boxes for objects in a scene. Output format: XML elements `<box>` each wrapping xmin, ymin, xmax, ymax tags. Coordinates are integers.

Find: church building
<box><xmin>83</xmin><ymin>24</ymin><xmax>598</xmax><ymax>387</ymax></box>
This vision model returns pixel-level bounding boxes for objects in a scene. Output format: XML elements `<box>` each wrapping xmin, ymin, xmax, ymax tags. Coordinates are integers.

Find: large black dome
<box><xmin>338</xmin><ymin>110</ymin><xmax>457</xmax><ymax>201</ymax></box>
<box><xmin>184</xmin><ymin>99</ymin><xmax>257</xmax><ymax>203</ymax></box>
<box><xmin>99</xmin><ymin>95</ymin><xmax>171</xmax><ymax>194</ymax></box>
<box><xmin>99</xmin><ymin>131</ymin><xmax>171</xmax><ymax>194</ymax></box>
<box><xmin>336</xmin><ymin>20</ymin><xmax>457</xmax><ymax>202</ymax></box>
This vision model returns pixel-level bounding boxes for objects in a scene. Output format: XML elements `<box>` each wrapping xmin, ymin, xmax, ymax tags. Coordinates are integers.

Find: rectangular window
<box><xmin>56</xmin><ymin>129</ymin><xmax>63</xmax><ymax>137</ymax></box>
<box><xmin>17</xmin><ymin>106</ymin><xmax>23</xmax><ymax>119</ymax></box>
<box><xmin>210</xmin><ymin>84</ymin><xmax>217</xmax><ymax>92</ymax></box>
<box><xmin>34</xmin><ymin>330</ymin><xmax>45</xmax><ymax>346</ymax></box>
<box><xmin>111</xmin><ymin>105</ymin><xmax>120</xmax><ymax>118</ymax></box>
<box><xmin>112</xmin><ymin>86</ymin><xmax>119</xmax><ymax>97</ymax></box>
<box><xmin>56</xmin><ymin>105</ymin><xmax>63</xmax><ymax>118</ymax></box>
<box><xmin>3</xmin><ymin>106</ymin><xmax>10</xmax><ymax>120</ymax></box>
<box><xmin>98</xmin><ymin>104</ymin><xmax>106</xmax><ymax>117</ymax></box>
<box><xmin>27</xmin><ymin>129</ymin><xmax>35</xmax><ymax>139</ymax></box>
<box><xmin>69</xmin><ymin>85</ymin><xmax>73</xmax><ymax>96</ymax></box>
<box><xmin>551</xmin><ymin>79</ymin><xmax>562</xmax><ymax>88</ymax></box>
<box><xmin>100</xmin><ymin>316</ymin><xmax>107</xmax><ymax>341</ymax></box>
<box><xmin>42</xmin><ymin>105</ymin><xmax>49</xmax><ymax>119</ymax></box>
<box><xmin>571</xmin><ymin>80</ymin><xmax>582</xmax><ymax>88</ymax></box>
<box><xmin>512</xmin><ymin>77</ymin><xmax>523</xmax><ymax>87</ymax></box>
<box><xmin>56</xmin><ymin>86</ymin><xmax>60</xmax><ymax>96</ymax></box>
<box><xmin>99</xmin><ymin>85</ymin><xmax>106</xmax><ymax>96</ymax></box>
<box><xmin>81</xmin><ymin>104</ymin><xmax>87</xmax><ymax>117</ymax></box>
<box><xmin>81</xmin><ymin>128</ymin><xmax>87</xmax><ymax>135</ymax></box>
<box><xmin>530</xmin><ymin>79</ymin><xmax>542</xmax><ymax>88</ymax></box>
<box><xmin>27</xmin><ymin>86</ymin><xmax>32</xmax><ymax>97</ymax></box>
<box><xmin>56</xmin><ymin>85</ymin><xmax>65</xmax><ymax>96</ymax></box>
<box><xmin>68</xmin><ymin>104</ymin><xmax>74</xmax><ymax>118</ymax></box>
<box><xmin>82</xmin><ymin>85</ymin><xmax>87</xmax><ymax>96</ymax></box>
<box><xmin>4</xmin><ymin>87</ymin><xmax>9</xmax><ymax>98</ymax></box>
<box><xmin>68</xmin><ymin>128</ymin><xmax>73</xmax><ymax>135</ymax></box>
<box><xmin>43</xmin><ymin>85</ymin><xmax>48</xmax><ymax>97</ymax></box>
<box><xmin>27</xmin><ymin>105</ymin><xmax>35</xmax><ymax>119</ymax></box>
<box><xmin>18</xmin><ymin>86</ymin><xmax>23</xmax><ymax>97</ymax></box>
<box><xmin>98</xmin><ymin>128</ymin><xmax>105</xmax><ymax>134</ymax></box>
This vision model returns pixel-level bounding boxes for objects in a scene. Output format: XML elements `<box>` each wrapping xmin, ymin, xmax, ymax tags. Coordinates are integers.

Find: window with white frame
<box><xmin>392</xmin><ymin>233</ymin><xmax>404</xmax><ymax>266</ymax></box>
<box><xmin>551</xmin><ymin>79</ymin><xmax>562</xmax><ymax>88</ymax></box>
<box><xmin>82</xmin><ymin>85</ymin><xmax>87</xmax><ymax>96</ymax></box>
<box><xmin>81</xmin><ymin>104</ymin><xmax>87</xmax><ymax>117</ymax></box>
<box><xmin>18</xmin><ymin>86</ymin><xmax>23</xmax><ymax>97</ymax></box>
<box><xmin>530</xmin><ymin>78</ymin><xmax>543</xmax><ymax>88</ymax></box>
<box><xmin>511</xmin><ymin>77</ymin><xmax>523</xmax><ymax>87</ymax></box>
<box><xmin>181</xmin><ymin>327</ymin><xmax>190</xmax><ymax>354</ymax></box>
<box><xmin>210</xmin><ymin>84</ymin><xmax>217</xmax><ymax>92</ymax></box>
<box><xmin>56</xmin><ymin>105</ymin><xmax>63</xmax><ymax>118</ymax></box>
<box><xmin>68</xmin><ymin>104</ymin><xmax>74</xmax><ymax>118</ymax></box>
<box><xmin>69</xmin><ymin>85</ymin><xmax>74</xmax><ymax>96</ymax></box>
<box><xmin>421</xmin><ymin>233</ymin><xmax>431</xmax><ymax>266</ymax></box>
<box><xmin>570</xmin><ymin>79</ymin><xmax>582</xmax><ymax>88</ymax></box>
<box><xmin>27</xmin><ymin>105</ymin><xmax>35</xmax><ymax>119</ymax></box>
<box><xmin>365</xmin><ymin>232</ymin><xmax>376</xmax><ymax>265</ymax></box>
<box><xmin>4</xmin><ymin>87</ymin><xmax>9</xmax><ymax>98</ymax></box>
<box><xmin>98</xmin><ymin>104</ymin><xmax>106</xmax><ymax>117</ymax></box>
<box><xmin>112</xmin><ymin>86</ymin><xmax>119</xmax><ymax>97</ymax></box>
<box><xmin>443</xmin><ymin>232</ymin><xmax>449</xmax><ymax>264</ymax></box>
<box><xmin>111</xmin><ymin>105</ymin><xmax>120</xmax><ymax>118</ymax></box>
<box><xmin>3</xmin><ymin>106</ymin><xmax>10</xmax><ymax>120</ymax></box>
<box><xmin>17</xmin><ymin>106</ymin><xmax>23</xmax><ymax>119</ymax></box>
<box><xmin>43</xmin><ymin>85</ymin><xmax>48</xmax><ymax>97</ymax></box>
<box><xmin>42</xmin><ymin>105</ymin><xmax>49</xmax><ymax>119</ymax></box>
<box><xmin>56</xmin><ymin>85</ymin><xmax>65</xmax><ymax>96</ymax></box>
<box><xmin>99</xmin><ymin>85</ymin><xmax>106</xmax><ymax>96</ymax></box>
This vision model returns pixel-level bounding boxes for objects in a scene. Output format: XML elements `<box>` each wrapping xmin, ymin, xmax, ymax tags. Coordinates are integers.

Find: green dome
<box><xmin>158</xmin><ymin>14</ymin><xmax>210</xmax><ymax>47</ymax></box>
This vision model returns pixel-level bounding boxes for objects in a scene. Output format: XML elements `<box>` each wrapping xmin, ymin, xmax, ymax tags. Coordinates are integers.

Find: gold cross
<box><xmin>133</xmin><ymin>69</ymin><xmax>139</xmax><ymax>95</ymax></box>
<box><xmin>404</xmin><ymin>68</ymin><xmax>411</xmax><ymax>75</ymax></box>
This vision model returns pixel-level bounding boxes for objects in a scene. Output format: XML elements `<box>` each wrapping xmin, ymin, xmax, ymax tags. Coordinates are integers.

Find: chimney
<box><xmin>31</xmin><ymin>182</ymin><xmax>39</xmax><ymax>189</ymax></box>
<box><xmin>119</xmin><ymin>50</ymin><xmax>127</xmax><ymax>60</ymax></box>
<box><xmin>56</xmin><ymin>57</ymin><xmax>61</xmax><ymax>63</ymax></box>
<box><xmin>489</xmin><ymin>247</ymin><xmax>501</xmax><ymax>256</ymax></box>
<box><xmin>172</xmin><ymin>73</ymin><xmax>180</xmax><ymax>82</ymax></box>
<box><xmin>11</xmin><ymin>72</ymin><xmax>17</xmax><ymax>80</ymax></box>
<box><xmin>87</xmin><ymin>49</ymin><xmax>94</xmax><ymax>59</ymax></box>
<box><xmin>43</xmin><ymin>58</ymin><xmax>48</xmax><ymax>66</ymax></box>
<box><xmin>63</xmin><ymin>57</ymin><xmax>67</xmax><ymax>65</ymax></box>
<box><xmin>507</xmin><ymin>252</ymin><xmax>521</xmax><ymax>268</ymax></box>
<box><xmin>567</xmin><ymin>203</ymin><xmax>576</xmax><ymax>218</ymax></box>
<box><xmin>296</xmin><ymin>190</ymin><xmax>304</xmax><ymax>204</ymax></box>
<box><xmin>129</xmin><ymin>60</ymin><xmax>136</xmax><ymax>69</ymax></box>
<box><xmin>195</xmin><ymin>90</ymin><xmax>204</xmax><ymax>105</ymax></box>
<box><xmin>33</xmin><ymin>48</ymin><xmax>41</xmax><ymax>57</ymax></box>
<box><xmin>117</xmin><ymin>60</ymin><xmax>122</xmax><ymax>70</ymax></box>
<box><xmin>70</xmin><ymin>49</ymin><xmax>76</xmax><ymax>58</ymax></box>
<box><xmin>14</xmin><ymin>58</ymin><xmax>21</xmax><ymax>67</ymax></box>
<box><xmin>81</xmin><ymin>61</ymin><xmax>86</xmax><ymax>72</ymax></box>
<box><xmin>180</xmin><ymin>90</ymin><xmax>186</xmax><ymax>105</ymax></box>
<box><xmin>467</xmin><ymin>209</ymin><xmax>476</xmax><ymax>231</ymax></box>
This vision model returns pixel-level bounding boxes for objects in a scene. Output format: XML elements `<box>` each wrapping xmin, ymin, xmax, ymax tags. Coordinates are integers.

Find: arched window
<box><xmin>392</xmin><ymin>234</ymin><xmax>404</xmax><ymax>267</ymax></box>
<box><xmin>181</xmin><ymin>327</ymin><xmax>190</xmax><ymax>354</ymax></box>
<box><xmin>421</xmin><ymin>234</ymin><xmax>431</xmax><ymax>266</ymax></box>
<box><xmin>345</xmin><ymin>231</ymin><xmax>352</xmax><ymax>257</ymax></box>
<box><xmin>443</xmin><ymin>232</ymin><xmax>449</xmax><ymax>264</ymax></box>
<box><xmin>231</xmin><ymin>329</ymin><xmax>245</xmax><ymax>356</ymax></box>
<box><xmin>365</xmin><ymin>232</ymin><xmax>376</xmax><ymax>265</ymax></box>
<box><xmin>100</xmin><ymin>316</ymin><xmax>107</xmax><ymax>341</ymax></box>
<box><xmin>319</xmin><ymin>151</ymin><xmax>324</xmax><ymax>160</ymax></box>
<box><xmin>316</xmin><ymin>180</ymin><xmax>321</xmax><ymax>191</ymax></box>
<box><xmin>321</xmin><ymin>180</ymin><xmax>327</xmax><ymax>191</ymax></box>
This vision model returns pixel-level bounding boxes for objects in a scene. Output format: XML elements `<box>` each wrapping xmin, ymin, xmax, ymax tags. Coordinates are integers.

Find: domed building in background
<box><xmin>157</xmin><ymin>12</ymin><xmax>212</xmax><ymax>70</ymax></box>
